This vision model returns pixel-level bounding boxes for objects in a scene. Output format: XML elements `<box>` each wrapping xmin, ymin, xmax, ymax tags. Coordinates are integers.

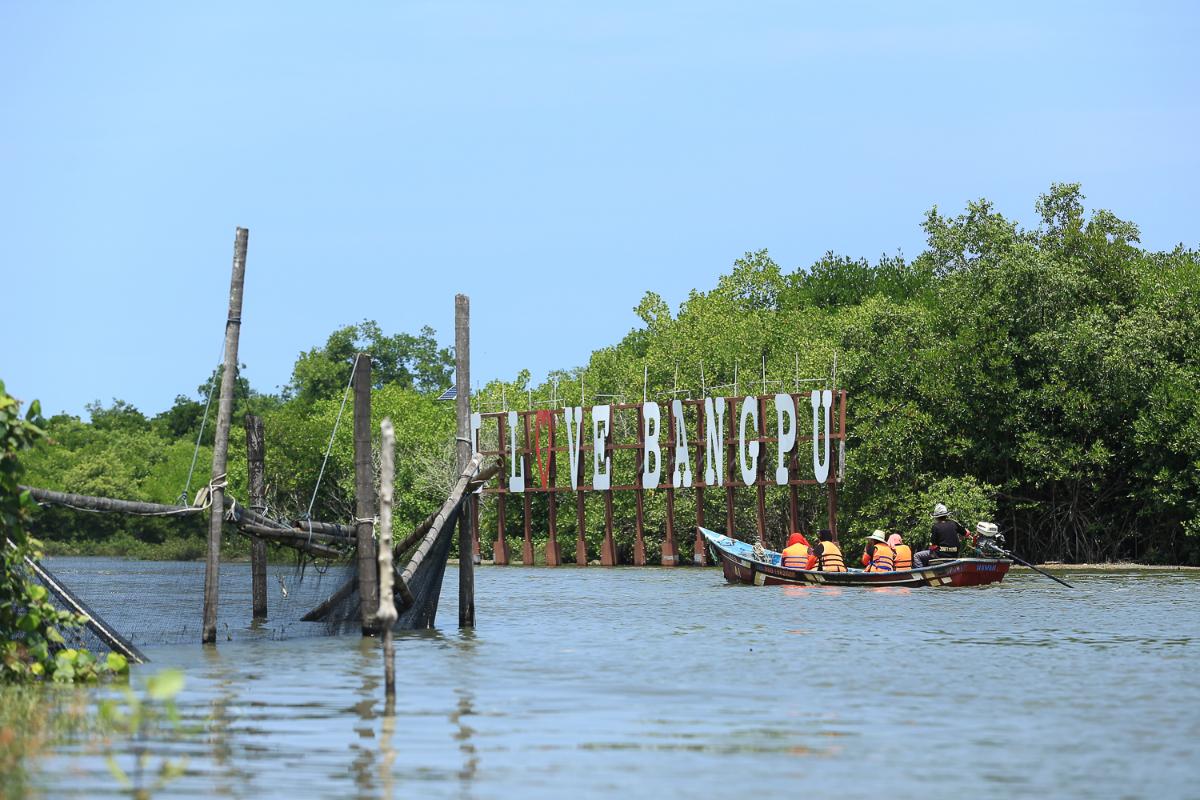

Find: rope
<box><xmin>179</xmin><ymin>344</ymin><xmax>225</xmax><ymax>506</ymax></box>
<box><xmin>303</xmin><ymin>357</ymin><xmax>359</xmax><ymax>550</ymax></box>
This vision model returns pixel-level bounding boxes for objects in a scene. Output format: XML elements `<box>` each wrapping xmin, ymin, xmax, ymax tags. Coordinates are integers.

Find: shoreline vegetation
<box><xmin>14</xmin><ymin>186</ymin><xmax>1200</xmax><ymax>567</ymax></box>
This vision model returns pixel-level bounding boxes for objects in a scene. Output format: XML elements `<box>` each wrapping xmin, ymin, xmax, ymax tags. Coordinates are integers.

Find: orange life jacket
<box><xmin>818</xmin><ymin>541</ymin><xmax>846</xmax><ymax>572</ymax></box>
<box><xmin>781</xmin><ymin>543</ymin><xmax>811</xmax><ymax>569</ymax></box>
<box><xmin>892</xmin><ymin>544</ymin><xmax>913</xmax><ymax>570</ymax></box>
<box><xmin>865</xmin><ymin>542</ymin><xmax>895</xmax><ymax>572</ymax></box>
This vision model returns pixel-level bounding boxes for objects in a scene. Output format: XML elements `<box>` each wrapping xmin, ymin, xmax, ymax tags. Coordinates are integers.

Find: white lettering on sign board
<box><xmin>811</xmin><ymin>389</ymin><xmax>832</xmax><ymax>484</ymax></box>
<box><xmin>592</xmin><ymin>405</ymin><xmax>611</xmax><ymax>491</ymax></box>
<box><xmin>671</xmin><ymin>400</ymin><xmax>692</xmax><ymax>488</ymax></box>
<box><xmin>704</xmin><ymin>397</ymin><xmax>726</xmax><ymax>486</ymax></box>
<box><xmin>642</xmin><ymin>402</ymin><xmax>661</xmax><ymax>489</ymax></box>
<box><xmin>774</xmin><ymin>393</ymin><xmax>796</xmax><ymax>485</ymax></box>
<box><xmin>482</xmin><ymin>391</ymin><xmax>838</xmax><ymax>492</ymax></box>
<box><xmin>507</xmin><ymin>410</ymin><xmax>525</xmax><ymax>492</ymax></box>
<box><xmin>739</xmin><ymin>395</ymin><xmax>759</xmax><ymax>485</ymax></box>
<box><xmin>563</xmin><ymin>406</ymin><xmax>584</xmax><ymax>490</ymax></box>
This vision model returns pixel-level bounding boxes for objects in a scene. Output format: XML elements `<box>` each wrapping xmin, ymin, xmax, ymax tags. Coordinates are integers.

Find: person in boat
<box><xmin>861</xmin><ymin>530</ymin><xmax>895</xmax><ymax>572</ymax></box>
<box><xmin>780</xmin><ymin>532</ymin><xmax>817</xmax><ymax>570</ymax></box>
<box><xmin>887</xmin><ymin>533</ymin><xmax>913</xmax><ymax>570</ymax></box>
<box><xmin>812</xmin><ymin>529</ymin><xmax>846</xmax><ymax>572</ymax></box>
<box><xmin>914</xmin><ymin>503</ymin><xmax>967</xmax><ymax>567</ymax></box>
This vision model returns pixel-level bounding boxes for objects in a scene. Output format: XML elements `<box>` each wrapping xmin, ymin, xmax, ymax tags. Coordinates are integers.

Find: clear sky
<box><xmin>2</xmin><ymin>2</ymin><xmax>1197</xmax><ymax>417</ymax></box>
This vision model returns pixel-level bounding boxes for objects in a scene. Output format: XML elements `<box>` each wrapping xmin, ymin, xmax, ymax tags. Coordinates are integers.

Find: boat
<box><xmin>700</xmin><ymin>527</ymin><xmax>1011</xmax><ymax>588</ymax></box>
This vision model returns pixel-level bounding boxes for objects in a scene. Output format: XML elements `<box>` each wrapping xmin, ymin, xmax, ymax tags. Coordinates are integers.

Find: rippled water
<box><xmin>23</xmin><ymin>561</ymin><xmax>1200</xmax><ymax>799</ymax></box>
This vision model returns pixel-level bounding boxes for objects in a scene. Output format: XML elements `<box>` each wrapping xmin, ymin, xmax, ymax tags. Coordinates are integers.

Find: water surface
<box><xmin>27</xmin><ymin>561</ymin><xmax>1200</xmax><ymax>799</ymax></box>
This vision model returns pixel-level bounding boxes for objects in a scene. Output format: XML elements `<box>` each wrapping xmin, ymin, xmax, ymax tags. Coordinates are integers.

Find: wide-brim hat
<box><xmin>867</xmin><ymin>530</ymin><xmax>888</xmax><ymax>544</ymax></box>
<box><xmin>931</xmin><ymin>503</ymin><xmax>949</xmax><ymax>518</ymax></box>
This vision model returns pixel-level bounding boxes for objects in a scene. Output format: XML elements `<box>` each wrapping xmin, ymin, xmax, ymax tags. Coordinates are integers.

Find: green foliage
<box><xmin>0</xmin><ymin>382</ymin><xmax>130</xmax><ymax>682</ymax></box>
<box><xmin>287</xmin><ymin>320</ymin><xmax>453</xmax><ymax>404</ymax></box>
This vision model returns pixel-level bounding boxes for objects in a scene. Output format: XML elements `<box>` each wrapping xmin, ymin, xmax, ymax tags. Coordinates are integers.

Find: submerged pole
<box><xmin>455</xmin><ymin>294</ymin><xmax>475</xmax><ymax>628</ymax></box>
<box><xmin>202</xmin><ymin>226</ymin><xmax>248</xmax><ymax>645</ymax></box>
<box><xmin>354</xmin><ymin>352</ymin><xmax>380</xmax><ymax>635</ymax></box>
<box><xmin>245</xmin><ymin>414</ymin><xmax>268</xmax><ymax>621</ymax></box>
<box><xmin>377</xmin><ymin>418</ymin><xmax>399</xmax><ymax>701</ymax></box>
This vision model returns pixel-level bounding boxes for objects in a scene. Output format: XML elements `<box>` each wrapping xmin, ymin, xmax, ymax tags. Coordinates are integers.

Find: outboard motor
<box><xmin>973</xmin><ymin>521</ymin><xmax>1005</xmax><ymax>557</ymax></box>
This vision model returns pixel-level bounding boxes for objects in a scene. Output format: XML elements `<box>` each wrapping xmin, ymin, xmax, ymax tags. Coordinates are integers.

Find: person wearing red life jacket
<box><xmin>780</xmin><ymin>532</ymin><xmax>817</xmax><ymax>570</ymax></box>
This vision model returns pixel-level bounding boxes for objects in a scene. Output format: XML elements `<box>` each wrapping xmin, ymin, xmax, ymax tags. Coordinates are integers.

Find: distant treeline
<box><xmin>19</xmin><ymin>184</ymin><xmax>1200</xmax><ymax>564</ymax></box>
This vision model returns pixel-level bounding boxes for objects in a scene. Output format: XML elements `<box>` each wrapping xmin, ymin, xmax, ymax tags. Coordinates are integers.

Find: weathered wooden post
<box><xmin>755</xmin><ymin>395</ymin><xmax>768</xmax><ymax>546</ymax></box>
<box><xmin>354</xmin><ymin>352</ymin><xmax>380</xmax><ymax>635</ymax></box>
<box><xmin>494</xmin><ymin>413</ymin><xmax>510</xmax><ymax>565</ymax></box>
<box><xmin>455</xmin><ymin>294</ymin><xmax>475</xmax><ymax>627</ymax></box>
<box><xmin>693</xmin><ymin>400</ymin><xmax>708</xmax><ymax>565</ymax></box>
<box><xmin>245</xmin><ymin>414</ymin><xmax>268</xmax><ymax>621</ymax></box>
<box><xmin>377</xmin><ymin>418</ymin><xmax>399</xmax><ymax>700</ymax></box>
<box><xmin>633</xmin><ymin>405</ymin><xmax>646</xmax><ymax>566</ymax></box>
<box><xmin>661</xmin><ymin>403</ymin><xmax>679</xmax><ymax>566</ymax></box>
<box><xmin>202</xmin><ymin>226</ymin><xmax>248</xmax><ymax>645</ymax></box>
<box><xmin>545</xmin><ymin>413</ymin><xmax>561</xmax><ymax>566</ymax></box>
<box><xmin>521</xmin><ymin>412</ymin><xmax>535</xmax><ymax>565</ymax></box>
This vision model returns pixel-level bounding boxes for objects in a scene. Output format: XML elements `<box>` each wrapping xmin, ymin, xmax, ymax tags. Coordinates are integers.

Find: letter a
<box><xmin>671</xmin><ymin>400</ymin><xmax>692</xmax><ymax>488</ymax></box>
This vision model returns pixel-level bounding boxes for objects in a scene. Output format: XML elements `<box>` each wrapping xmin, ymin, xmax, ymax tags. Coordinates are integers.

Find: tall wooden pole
<box><xmin>202</xmin><ymin>226</ymin><xmax>248</xmax><ymax>645</ymax></box>
<box><xmin>354</xmin><ymin>353</ymin><xmax>380</xmax><ymax>635</ymax></box>
<box><xmin>455</xmin><ymin>294</ymin><xmax>475</xmax><ymax>627</ymax></box>
<box><xmin>245</xmin><ymin>414</ymin><xmax>268</xmax><ymax>621</ymax></box>
<box><xmin>377</xmin><ymin>418</ymin><xmax>399</xmax><ymax>701</ymax></box>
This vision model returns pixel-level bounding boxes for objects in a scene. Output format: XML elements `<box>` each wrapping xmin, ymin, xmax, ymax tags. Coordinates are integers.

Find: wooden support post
<box><xmin>545</xmin><ymin>415</ymin><xmax>561</xmax><ymax>566</ymax></box>
<box><xmin>494</xmin><ymin>413</ymin><xmax>510</xmax><ymax>565</ymax></box>
<box><xmin>829</xmin><ymin>390</ymin><xmax>846</xmax><ymax>543</ymax></box>
<box><xmin>354</xmin><ymin>352</ymin><xmax>379</xmax><ymax>635</ymax></box>
<box><xmin>245</xmin><ymin>414</ymin><xmax>268</xmax><ymax>621</ymax></box>
<box><xmin>202</xmin><ymin>226</ymin><xmax>248</xmax><ymax>645</ymax></box>
<box><xmin>694</xmin><ymin>400</ymin><xmax>707</xmax><ymax>565</ymax></box>
<box><xmin>661</xmin><ymin>403</ymin><xmax>679</xmax><ymax>566</ymax></box>
<box><xmin>377</xmin><ymin>418</ymin><xmax>399</xmax><ymax>701</ymax></box>
<box><xmin>521</xmin><ymin>413</ymin><xmax>535</xmax><ymax>565</ymax></box>
<box><xmin>725</xmin><ymin>399</ymin><xmax>736</xmax><ymax>537</ymax></box>
<box><xmin>601</xmin><ymin>415</ymin><xmax>617</xmax><ymax>567</ymax></box>
<box><xmin>633</xmin><ymin>405</ymin><xmax>646</xmax><ymax>566</ymax></box>
<box><xmin>788</xmin><ymin>397</ymin><xmax>800</xmax><ymax>535</ymax></box>
<box><xmin>755</xmin><ymin>396</ymin><xmax>767</xmax><ymax>547</ymax></box>
<box><xmin>601</xmin><ymin>490</ymin><xmax>617</xmax><ymax>566</ymax></box>
<box><xmin>455</xmin><ymin>294</ymin><xmax>475</xmax><ymax>627</ymax></box>
<box><xmin>575</xmin><ymin>489</ymin><xmax>588</xmax><ymax>566</ymax></box>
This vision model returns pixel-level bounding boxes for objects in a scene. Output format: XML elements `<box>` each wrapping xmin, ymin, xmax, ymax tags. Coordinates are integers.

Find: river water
<box><xmin>20</xmin><ymin>559</ymin><xmax>1200</xmax><ymax>799</ymax></box>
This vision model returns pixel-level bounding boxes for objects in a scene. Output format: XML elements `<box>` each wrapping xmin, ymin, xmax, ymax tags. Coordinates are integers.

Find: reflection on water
<box><xmin>23</xmin><ymin>563</ymin><xmax>1200</xmax><ymax>799</ymax></box>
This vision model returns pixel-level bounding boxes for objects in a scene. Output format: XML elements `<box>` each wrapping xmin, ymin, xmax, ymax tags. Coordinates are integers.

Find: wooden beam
<box><xmin>354</xmin><ymin>352</ymin><xmax>379</xmax><ymax>635</ymax></box>
<box><xmin>203</xmin><ymin>226</ymin><xmax>248</xmax><ymax>645</ymax></box>
<box><xmin>21</xmin><ymin>486</ymin><xmax>201</xmax><ymax>517</ymax></box>
<box><xmin>454</xmin><ymin>294</ymin><xmax>475</xmax><ymax>627</ymax></box>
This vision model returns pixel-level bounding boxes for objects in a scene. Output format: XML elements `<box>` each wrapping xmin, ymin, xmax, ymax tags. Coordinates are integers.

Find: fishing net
<box><xmin>34</xmin><ymin>501</ymin><xmax>464</xmax><ymax>659</ymax></box>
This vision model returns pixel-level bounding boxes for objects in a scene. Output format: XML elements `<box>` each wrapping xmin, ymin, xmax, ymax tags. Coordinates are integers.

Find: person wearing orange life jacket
<box><xmin>813</xmin><ymin>529</ymin><xmax>846</xmax><ymax>572</ymax></box>
<box><xmin>861</xmin><ymin>530</ymin><xmax>896</xmax><ymax>572</ymax></box>
<box><xmin>780</xmin><ymin>532</ymin><xmax>817</xmax><ymax>570</ymax></box>
<box><xmin>887</xmin><ymin>533</ymin><xmax>913</xmax><ymax>570</ymax></box>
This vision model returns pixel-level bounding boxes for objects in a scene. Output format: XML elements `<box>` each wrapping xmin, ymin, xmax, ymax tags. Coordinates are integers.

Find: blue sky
<box><xmin>2</xmin><ymin>1</ymin><xmax>1197</xmax><ymax>417</ymax></box>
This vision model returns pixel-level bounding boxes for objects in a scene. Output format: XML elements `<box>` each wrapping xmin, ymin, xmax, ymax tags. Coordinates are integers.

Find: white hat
<box><xmin>867</xmin><ymin>530</ymin><xmax>888</xmax><ymax>544</ymax></box>
<box><xmin>975</xmin><ymin>521</ymin><xmax>999</xmax><ymax>537</ymax></box>
<box><xmin>931</xmin><ymin>503</ymin><xmax>949</xmax><ymax>518</ymax></box>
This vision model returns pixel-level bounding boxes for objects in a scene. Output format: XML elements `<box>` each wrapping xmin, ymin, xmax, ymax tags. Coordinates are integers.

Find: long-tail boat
<box><xmin>701</xmin><ymin>527</ymin><xmax>1011</xmax><ymax>588</ymax></box>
